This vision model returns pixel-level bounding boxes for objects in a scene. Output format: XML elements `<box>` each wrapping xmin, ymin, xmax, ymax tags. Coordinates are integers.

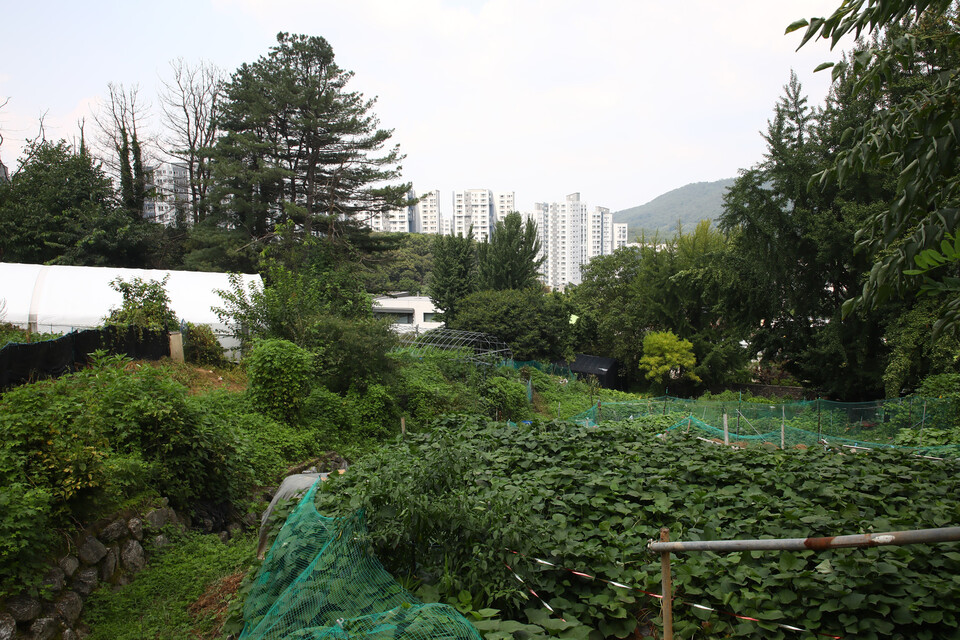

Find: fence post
<box><xmin>919</xmin><ymin>401</ymin><xmax>927</xmax><ymax>450</ymax></box>
<box><xmin>781</xmin><ymin>405</ymin><xmax>786</xmax><ymax>450</ymax></box>
<box><xmin>817</xmin><ymin>398</ymin><xmax>822</xmax><ymax>440</ymax></box>
<box><xmin>660</xmin><ymin>528</ymin><xmax>674</xmax><ymax>640</ymax></box>
<box><xmin>723</xmin><ymin>413</ymin><xmax>730</xmax><ymax>446</ymax></box>
<box><xmin>401</xmin><ymin>416</ymin><xmax>406</xmax><ymax>438</ymax></box>
<box><xmin>737</xmin><ymin>391</ymin><xmax>742</xmax><ymax>438</ymax></box>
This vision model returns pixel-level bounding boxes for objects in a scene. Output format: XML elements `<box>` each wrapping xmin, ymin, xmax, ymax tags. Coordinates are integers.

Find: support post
<box><xmin>817</xmin><ymin>398</ymin><xmax>822</xmax><ymax>440</ymax></box>
<box><xmin>919</xmin><ymin>400</ymin><xmax>927</xmax><ymax>450</ymax></box>
<box><xmin>660</xmin><ymin>528</ymin><xmax>673</xmax><ymax>640</ymax></box>
<box><xmin>781</xmin><ymin>405</ymin><xmax>786</xmax><ymax>450</ymax></box>
<box><xmin>723</xmin><ymin>413</ymin><xmax>730</xmax><ymax>446</ymax></box>
<box><xmin>598</xmin><ymin>400</ymin><xmax>602</xmax><ymax>423</ymax></box>
<box><xmin>401</xmin><ymin>416</ymin><xmax>406</xmax><ymax>437</ymax></box>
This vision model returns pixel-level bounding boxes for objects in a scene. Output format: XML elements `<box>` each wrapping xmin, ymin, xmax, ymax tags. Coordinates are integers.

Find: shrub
<box><xmin>246</xmin><ymin>339</ymin><xmax>314</xmax><ymax>423</ymax></box>
<box><xmin>304</xmin><ymin>316</ymin><xmax>398</xmax><ymax>394</ymax></box>
<box><xmin>104</xmin><ymin>276</ymin><xmax>179</xmax><ymax>331</ymax></box>
<box><xmin>347</xmin><ymin>383</ymin><xmax>400</xmax><ymax>438</ymax></box>
<box><xmin>303</xmin><ymin>386</ymin><xmax>357</xmax><ymax>432</ymax></box>
<box><xmin>0</xmin><ymin>353</ymin><xmax>254</xmax><ymax>595</ymax></box>
<box><xmin>183</xmin><ymin>322</ymin><xmax>225</xmax><ymax>366</ymax></box>
<box><xmin>481</xmin><ymin>375</ymin><xmax>530</xmax><ymax>422</ymax></box>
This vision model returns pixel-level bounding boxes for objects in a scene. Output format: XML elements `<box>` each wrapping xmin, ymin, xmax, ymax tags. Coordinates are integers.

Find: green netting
<box><xmin>661</xmin><ymin>415</ymin><xmax>960</xmax><ymax>456</ymax></box>
<box><xmin>569</xmin><ymin>396</ymin><xmax>960</xmax><ymax>454</ymax></box>
<box><xmin>500</xmin><ymin>359</ymin><xmax>575</xmax><ymax>379</ymax></box>
<box><xmin>241</xmin><ymin>481</ymin><xmax>482</xmax><ymax>640</ymax></box>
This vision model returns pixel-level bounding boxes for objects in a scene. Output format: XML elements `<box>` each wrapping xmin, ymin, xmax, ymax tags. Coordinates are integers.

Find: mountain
<box><xmin>614</xmin><ymin>178</ymin><xmax>735</xmax><ymax>239</ymax></box>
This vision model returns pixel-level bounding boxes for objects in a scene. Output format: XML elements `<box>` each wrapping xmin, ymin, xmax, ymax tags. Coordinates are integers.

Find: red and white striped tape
<box><xmin>505</xmin><ymin>550</ymin><xmax>842</xmax><ymax>639</ymax></box>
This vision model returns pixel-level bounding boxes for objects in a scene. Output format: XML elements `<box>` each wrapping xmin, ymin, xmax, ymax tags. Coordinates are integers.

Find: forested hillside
<box><xmin>613</xmin><ymin>178</ymin><xmax>735</xmax><ymax>238</ymax></box>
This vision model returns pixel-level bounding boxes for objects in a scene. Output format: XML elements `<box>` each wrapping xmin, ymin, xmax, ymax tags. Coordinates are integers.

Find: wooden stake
<box><xmin>660</xmin><ymin>527</ymin><xmax>674</xmax><ymax>640</ymax></box>
<box><xmin>401</xmin><ymin>416</ymin><xmax>406</xmax><ymax>437</ymax></box>
<box><xmin>781</xmin><ymin>405</ymin><xmax>786</xmax><ymax>450</ymax></box>
<box><xmin>723</xmin><ymin>413</ymin><xmax>730</xmax><ymax>446</ymax></box>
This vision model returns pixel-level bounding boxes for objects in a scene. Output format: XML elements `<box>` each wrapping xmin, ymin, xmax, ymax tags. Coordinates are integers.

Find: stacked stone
<box><xmin>0</xmin><ymin>504</ymin><xmax>182</xmax><ymax>640</ymax></box>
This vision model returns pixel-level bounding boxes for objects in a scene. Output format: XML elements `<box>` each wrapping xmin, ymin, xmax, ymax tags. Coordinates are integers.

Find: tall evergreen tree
<box><xmin>210</xmin><ymin>33</ymin><xmax>409</xmax><ymax>255</ymax></box>
<box><xmin>477</xmin><ymin>212</ymin><xmax>545</xmax><ymax>291</ymax></box>
<box><xmin>790</xmin><ymin>1</ymin><xmax>960</xmax><ymax>333</ymax></box>
<box><xmin>429</xmin><ymin>230</ymin><xmax>478</xmax><ymax>321</ymax></box>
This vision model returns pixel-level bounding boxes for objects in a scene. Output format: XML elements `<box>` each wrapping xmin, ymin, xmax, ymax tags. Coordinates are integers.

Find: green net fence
<box><xmin>240</xmin><ymin>481</ymin><xmax>482</xmax><ymax>640</ymax></box>
<box><xmin>500</xmin><ymin>359</ymin><xmax>575</xmax><ymax>379</ymax></box>
<box><xmin>569</xmin><ymin>396</ymin><xmax>960</xmax><ymax>455</ymax></box>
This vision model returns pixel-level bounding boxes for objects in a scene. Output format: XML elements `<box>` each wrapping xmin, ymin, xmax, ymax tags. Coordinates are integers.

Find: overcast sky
<box><xmin>0</xmin><ymin>0</ymin><xmax>845</xmax><ymax>214</ymax></box>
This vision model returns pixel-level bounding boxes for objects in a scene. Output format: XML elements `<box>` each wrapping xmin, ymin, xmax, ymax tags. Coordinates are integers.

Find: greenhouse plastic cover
<box><xmin>1</xmin><ymin>262</ymin><xmax>261</xmax><ymax>342</ymax></box>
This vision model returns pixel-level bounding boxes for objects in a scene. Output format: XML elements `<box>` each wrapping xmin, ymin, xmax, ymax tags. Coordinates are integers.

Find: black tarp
<box><xmin>569</xmin><ymin>353</ymin><xmax>620</xmax><ymax>389</ymax></box>
<box><xmin>0</xmin><ymin>326</ymin><xmax>170</xmax><ymax>389</ymax></box>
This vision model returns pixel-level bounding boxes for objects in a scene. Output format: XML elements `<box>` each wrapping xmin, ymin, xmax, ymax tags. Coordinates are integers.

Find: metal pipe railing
<box><xmin>648</xmin><ymin>525</ymin><xmax>960</xmax><ymax>553</ymax></box>
<box><xmin>647</xmin><ymin>525</ymin><xmax>960</xmax><ymax>640</ymax></box>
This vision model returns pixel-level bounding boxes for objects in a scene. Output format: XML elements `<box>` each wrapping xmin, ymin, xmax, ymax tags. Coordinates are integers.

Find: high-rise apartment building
<box><xmin>494</xmin><ymin>192</ymin><xmax>516</xmax><ymax>223</ymax></box>
<box><xmin>452</xmin><ymin>189</ymin><xmax>515</xmax><ymax>241</ymax></box>
<box><xmin>143</xmin><ymin>162</ymin><xmax>190</xmax><ymax>226</ymax></box>
<box><xmin>526</xmin><ymin>193</ymin><xmax>616</xmax><ymax>290</ymax></box>
<box><xmin>414</xmin><ymin>190</ymin><xmax>442</xmax><ymax>234</ymax></box>
<box><xmin>613</xmin><ymin>223</ymin><xmax>629</xmax><ymax>250</ymax></box>
<box><xmin>366</xmin><ymin>190</ymin><xmax>416</xmax><ymax>233</ymax></box>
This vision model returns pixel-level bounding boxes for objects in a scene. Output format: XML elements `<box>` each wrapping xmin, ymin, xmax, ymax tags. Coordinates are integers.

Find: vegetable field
<box><xmin>315</xmin><ymin>415</ymin><xmax>960</xmax><ymax>640</ymax></box>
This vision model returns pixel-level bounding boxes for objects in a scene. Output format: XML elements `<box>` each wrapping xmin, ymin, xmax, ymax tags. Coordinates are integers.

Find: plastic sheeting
<box><xmin>1</xmin><ymin>262</ymin><xmax>261</xmax><ymax>348</ymax></box>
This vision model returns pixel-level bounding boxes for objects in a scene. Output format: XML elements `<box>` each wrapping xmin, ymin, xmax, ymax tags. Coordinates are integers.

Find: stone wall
<box><xmin>0</xmin><ymin>500</ymin><xmax>193</xmax><ymax>640</ymax></box>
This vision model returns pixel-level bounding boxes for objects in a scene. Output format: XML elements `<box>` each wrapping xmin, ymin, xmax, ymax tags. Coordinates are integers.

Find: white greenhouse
<box><xmin>1</xmin><ymin>262</ymin><xmax>262</xmax><ymax>353</ymax></box>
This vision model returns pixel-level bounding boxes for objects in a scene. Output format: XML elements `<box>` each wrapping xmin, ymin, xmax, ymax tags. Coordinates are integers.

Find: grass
<box><xmin>83</xmin><ymin>530</ymin><xmax>256</xmax><ymax>640</ymax></box>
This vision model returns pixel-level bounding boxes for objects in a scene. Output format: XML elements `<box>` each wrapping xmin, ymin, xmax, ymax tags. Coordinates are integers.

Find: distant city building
<box><xmin>526</xmin><ymin>192</ymin><xmax>616</xmax><ymax>291</ymax></box>
<box><xmin>366</xmin><ymin>189</ymin><xmax>417</xmax><ymax>233</ymax></box>
<box><xmin>613</xmin><ymin>223</ymin><xmax>629</xmax><ymax>250</ymax></box>
<box><xmin>494</xmin><ymin>191</ymin><xmax>516</xmax><ymax>223</ymax></box>
<box><xmin>414</xmin><ymin>190</ymin><xmax>442</xmax><ymax>234</ymax></box>
<box><xmin>452</xmin><ymin>189</ymin><xmax>515</xmax><ymax>241</ymax></box>
<box><xmin>144</xmin><ymin>162</ymin><xmax>190</xmax><ymax>226</ymax></box>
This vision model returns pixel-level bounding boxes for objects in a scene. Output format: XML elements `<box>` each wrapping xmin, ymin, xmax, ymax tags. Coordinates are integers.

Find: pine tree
<box><xmin>478</xmin><ymin>212</ymin><xmax>544</xmax><ymax>291</ymax></box>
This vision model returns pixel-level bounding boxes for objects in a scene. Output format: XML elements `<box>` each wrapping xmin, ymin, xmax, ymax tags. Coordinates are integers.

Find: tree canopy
<box><xmin>790</xmin><ymin>1</ymin><xmax>960</xmax><ymax>333</ymax></box>
<box><xmin>477</xmin><ymin>212</ymin><xmax>545</xmax><ymax>291</ymax></box>
<box><xmin>209</xmin><ymin>33</ymin><xmax>409</xmax><ymax>253</ymax></box>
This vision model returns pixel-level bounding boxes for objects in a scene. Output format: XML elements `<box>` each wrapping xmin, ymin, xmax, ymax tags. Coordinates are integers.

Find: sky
<box><xmin>0</xmin><ymin>0</ymin><xmax>847</xmax><ymax>214</ymax></box>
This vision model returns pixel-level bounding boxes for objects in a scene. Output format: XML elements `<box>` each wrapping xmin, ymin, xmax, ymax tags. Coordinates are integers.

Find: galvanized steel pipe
<box><xmin>648</xmin><ymin>526</ymin><xmax>960</xmax><ymax>554</ymax></box>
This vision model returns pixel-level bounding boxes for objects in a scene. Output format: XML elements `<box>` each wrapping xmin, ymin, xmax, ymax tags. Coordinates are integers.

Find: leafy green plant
<box><xmin>104</xmin><ymin>276</ymin><xmax>179</xmax><ymax>331</ymax></box>
<box><xmin>314</xmin><ymin>416</ymin><xmax>960</xmax><ymax>640</ymax></box>
<box><xmin>182</xmin><ymin>322</ymin><xmax>225</xmax><ymax>366</ymax></box>
<box><xmin>639</xmin><ymin>331</ymin><xmax>700</xmax><ymax>392</ymax></box>
<box><xmin>245</xmin><ymin>339</ymin><xmax>314</xmax><ymax>423</ymax></box>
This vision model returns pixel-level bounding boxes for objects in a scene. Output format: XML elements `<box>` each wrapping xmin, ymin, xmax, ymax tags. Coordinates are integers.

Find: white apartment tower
<box><xmin>414</xmin><ymin>190</ymin><xmax>442</xmax><ymax>234</ymax></box>
<box><xmin>453</xmin><ymin>189</ymin><xmax>515</xmax><ymax>242</ymax></box>
<box><xmin>527</xmin><ymin>193</ymin><xmax>617</xmax><ymax>290</ymax></box>
<box><xmin>367</xmin><ymin>192</ymin><xmax>416</xmax><ymax>233</ymax></box>
<box><xmin>143</xmin><ymin>162</ymin><xmax>190</xmax><ymax>226</ymax></box>
<box><xmin>613</xmin><ymin>223</ymin><xmax>629</xmax><ymax>249</ymax></box>
<box><xmin>494</xmin><ymin>192</ymin><xmax>516</xmax><ymax>223</ymax></box>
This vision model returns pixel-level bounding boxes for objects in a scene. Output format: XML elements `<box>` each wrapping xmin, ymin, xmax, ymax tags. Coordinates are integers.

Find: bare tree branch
<box><xmin>159</xmin><ymin>58</ymin><xmax>225</xmax><ymax>224</ymax></box>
